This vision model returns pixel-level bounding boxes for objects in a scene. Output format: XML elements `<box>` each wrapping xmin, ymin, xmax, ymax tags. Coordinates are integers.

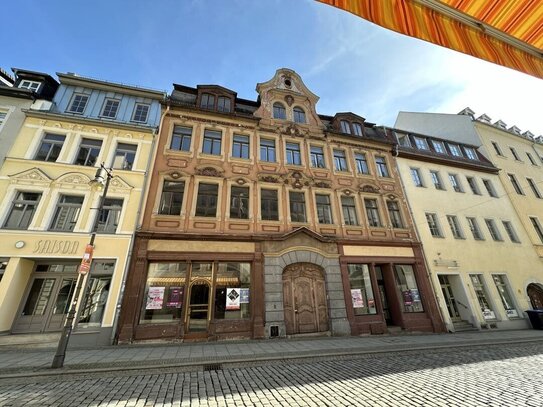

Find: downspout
<box><xmin>110</xmin><ymin>96</ymin><xmax>170</xmax><ymax>344</ymax></box>
<box><xmin>382</xmin><ymin>126</ymin><xmax>448</xmax><ymax>332</ymax></box>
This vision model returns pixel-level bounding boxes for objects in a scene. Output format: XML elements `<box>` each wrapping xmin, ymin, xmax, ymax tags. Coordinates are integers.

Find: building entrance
<box><xmin>186</xmin><ymin>281</ymin><xmax>210</xmax><ymax>334</ymax></box>
<box><xmin>438</xmin><ymin>275</ymin><xmax>461</xmax><ymax>321</ymax></box>
<box><xmin>375</xmin><ymin>266</ymin><xmax>392</xmax><ymax>325</ymax></box>
<box><xmin>282</xmin><ymin>263</ymin><xmax>328</xmax><ymax>335</ymax></box>
<box><xmin>527</xmin><ymin>283</ymin><xmax>543</xmax><ymax>309</ymax></box>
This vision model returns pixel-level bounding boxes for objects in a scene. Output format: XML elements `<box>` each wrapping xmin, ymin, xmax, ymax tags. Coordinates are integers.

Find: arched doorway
<box><xmin>282</xmin><ymin>263</ymin><xmax>328</xmax><ymax>335</ymax></box>
<box><xmin>527</xmin><ymin>283</ymin><xmax>543</xmax><ymax>310</ymax></box>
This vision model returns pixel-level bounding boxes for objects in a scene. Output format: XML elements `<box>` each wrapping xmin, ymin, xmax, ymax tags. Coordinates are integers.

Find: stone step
<box><xmin>0</xmin><ymin>333</ymin><xmax>61</xmax><ymax>349</ymax></box>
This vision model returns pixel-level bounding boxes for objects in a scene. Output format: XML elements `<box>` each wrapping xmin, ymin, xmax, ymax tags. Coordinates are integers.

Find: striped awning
<box><xmin>317</xmin><ymin>0</ymin><xmax>543</xmax><ymax>79</ymax></box>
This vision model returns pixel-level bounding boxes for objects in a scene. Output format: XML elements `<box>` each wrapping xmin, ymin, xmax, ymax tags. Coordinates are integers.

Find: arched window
<box><xmin>293</xmin><ymin>106</ymin><xmax>306</xmax><ymax>124</ymax></box>
<box><xmin>340</xmin><ymin>120</ymin><xmax>351</xmax><ymax>134</ymax></box>
<box><xmin>217</xmin><ymin>96</ymin><xmax>231</xmax><ymax>113</ymax></box>
<box><xmin>273</xmin><ymin>102</ymin><xmax>286</xmax><ymax>120</ymax></box>
<box><xmin>200</xmin><ymin>93</ymin><xmax>215</xmax><ymax>110</ymax></box>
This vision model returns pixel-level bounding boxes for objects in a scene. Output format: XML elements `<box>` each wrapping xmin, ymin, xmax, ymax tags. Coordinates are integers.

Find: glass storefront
<box><xmin>347</xmin><ymin>264</ymin><xmax>376</xmax><ymax>315</ymax></box>
<box><xmin>394</xmin><ymin>265</ymin><xmax>424</xmax><ymax>313</ymax></box>
<box><xmin>492</xmin><ymin>274</ymin><xmax>518</xmax><ymax>318</ymax></box>
<box><xmin>78</xmin><ymin>261</ymin><xmax>115</xmax><ymax>327</ymax></box>
<box><xmin>470</xmin><ymin>274</ymin><xmax>495</xmax><ymax>320</ymax></box>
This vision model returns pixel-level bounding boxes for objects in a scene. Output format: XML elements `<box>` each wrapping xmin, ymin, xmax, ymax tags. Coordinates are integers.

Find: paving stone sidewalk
<box><xmin>0</xmin><ymin>329</ymin><xmax>541</xmax><ymax>378</ymax></box>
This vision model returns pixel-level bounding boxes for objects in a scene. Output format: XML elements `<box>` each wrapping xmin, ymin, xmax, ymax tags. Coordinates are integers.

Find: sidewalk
<box><xmin>0</xmin><ymin>330</ymin><xmax>541</xmax><ymax>379</ymax></box>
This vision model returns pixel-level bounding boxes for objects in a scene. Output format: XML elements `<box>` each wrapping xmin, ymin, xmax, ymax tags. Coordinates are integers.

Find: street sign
<box><xmin>79</xmin><ymin>244</ymin><xmax>94</xmax><ymax>275</ymax></box>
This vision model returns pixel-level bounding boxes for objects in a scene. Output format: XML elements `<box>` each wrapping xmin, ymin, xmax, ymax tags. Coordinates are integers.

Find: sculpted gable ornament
<box><xmin>359</xmin><ymin>183</ymin><xmax>381</xmax><ymax>194</ymax></box>
<box><xmin>9</xmin><ymin>168</ymin><xmax>52</xmax><ymax>185</ymax></box>
<box><xmin>55</xmin><ymin>172</ymin><xmax>92</xmax><ymax>187</ymax></box>
<box><xmin>259</xmin><ymin>174</ymin><xmax>280</xmax><ymax>183</ymax></box>
<box><xmin>196</xmin><ymin>166</ymin><xmax>224</xmax><ymax>178</ymax></box>
<box><xmin>109</xmin><ymin>176</ymin><xmax>134</xmax><ymax>190</ymax></box>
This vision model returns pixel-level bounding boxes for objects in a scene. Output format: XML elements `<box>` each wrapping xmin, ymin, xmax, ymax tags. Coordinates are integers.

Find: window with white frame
<box><xmin>466</xmin><ymin>176</ymin><xmax>481</xmax><ymax>195</ymax></box>
<box><xmin>467</xmin><ymin>217</ymin><xmax>484</xmax><ymax>240</ymax></box>
<box><xmin>286</xmin><ymin>142</ymin><xmax>301</xmax><ymax>165</ymax></box>
<box><xmin>353</xmin><ymin>122</ymin><xmax>363</xmax><ymax>136</ymax></box>
<box><xmin>526</xmin><ymin>178</ymin><xmax>542</xmax><ymax>199</ymax></box>
<box><xmin>3</xmin><ymin>192</ymin><xmax>42</xmax><ymax>230</ymax></box>
<box><xmin>340</xmin><ymin>120</ymin><xmax>351</xmax><ymax>134</ymax></box>
<box><xmin>75</xmin><ymin>138</ymin><xmax>102</xmax><ymax>166</ymax></box>
<box><xmin>508</xmin><ymin>173</ymin><xmax>524</xmax><ymax>195</ymax></box>
<box><xmin>432</xmin><ymin>140</ymin><xmax>445</xmax><ymax>154</ymax></box>
<box><xmin>293</xmin><ymin>107</ymin><xmax>306</xmax><ymax>124</ymax></box>
<box><xmin>96</xmin><ymin>198</ymin><xmax>123</xmax><ymax>233</ymax></box>
<box><xmin>492</xmin><ymin>275</ymin><xmax>518</xmax><ymax>317</ymax></box>
<box><xmin>232</xmin><ymin>134</ymin><xmax>250</xmax><ymax>159</ymax></box>
<box><xmin>259</xmin><ymin>138</ymin><xmax>276</xmax><ymax>162</ymax></box>
<box><xmin>202</xmin><ymin>129</ymin><xmax>222</xmax><ymax>155</ymax></box>
<box><xmin>530</xmin><ymin>217</ymin><xmax>543</xmax><ymax>243</ymax></box>
<box><xmin>470</xmin><ymin>274</ymin><xmax>495</xmax><ymax>320</ymax></box>
<box><xmin>448</xmin><ymin>144</ymin><xmax>462</xmax><ymax>157</ymax></box>
<box><xmin>35</xmin><ymin>133</ymin><xmax>65</xmax><ymax>162</ymax></box>
<box><xmin>375</xmin><ymin>156</ymin><xmax>389</xmax><ymax>177</ymax></box>
<box><xmin>315</xmin><ymin>194</ymin><xmax>333</xmax><ymax>224</ymax></box>
<box><xmin>158</xmin><ymin>180</ymin><xmax>185</xmax><ymax>215</ymax></box>
<box><xmin>230</xmin><ymin>186</ymin><xmax>249</xmax><ymax>219</ymax></box>
<box><xmin>310</xmin><ymin>146</ymin><xmax>326</xmax><ymax>168</ymax></box>
<box><xmin>112</xmin><ymin>143</ymin><xmax>137</xmax><ymax>170</ymax></box>
<box><xmin>464</xmin><ymin>147</ymin><xmax>478</xmax><ymax>160</ymax></box>
<box><xmin>446</xmin><ymin>215</ymin><xmax>464</xmax><ymax>239</ymax></box>
<box><xmin>365</xmin><ymin>199</ymin><xmax>382</xmax><ymax>227</ymax></box>
<box><xmin>413</xmin><ymin>137</ymin><xmax>428</xmax><ymax>150</ymax></box>
<box><xmin>355</xmin><ymin>153</ymin><xmax>369</xmax><ymax>174</ymax></box>
<box><xmin>334</xmin><ymin>149</ymin><xmax>348</xmax><ymax>171</ymax></box>
<box><xmin>18</xmin><ymin>80</ymin><xmax>41</xmax><ymax>91</ymax></box>
<box><xmin>501</xmin><ymin>220</ymin><xmax>520</xmax><ymax>243</ymax></box>
<box><xmin>425</xmin><ymin>213</ymin><xmax>443</xmax><ymax>237</ymax></box>
<box><xmin>411</xmin><ymin>168</ymin><xmax>424</xmax><ymax>187</ymax></box>
<box><xmin>482</xmin><ymin>179</ymin><xmax>498</xmax><ymax>197</ymax></box>
<box><xmin>289</xmin><ymin>191</ymin><xmax>306</xmax><ymax>222</ymax></box>
<box><xmin>170</xmin><ymin>126</ymin><xmax>192</xmax><ymax>151</ymax></box>
<box><xmin>448</xmin><ymin>174</ymin><xmax>462</xmax><ymax>192</ymax></box>
<box><xmin>132</xmin><ymin>103</ymin><xmax>150</xmax><ymax>123</ymax></box>
<box><xmin>273</xmin><ymin>102</ymin><xmax>286</xmax><ymax>119</ymax></box>
<box><xmin>67</xmin><ymin>94</ymin><xmax>89</xmax><ymax>114</ymax></box>
<box><xmin>49</xmin><ymin>195</ymin><xmax>84</xmax><ymax>231</ymax></box>
<box><xmin>100</xmin><ymin>99</ymin><xmax>120</xmax><ymax>118</ymax></box>
<box><xmin>430</xmin><ymin>171</ymin><xmax>445</xmax><ymax>190</ymax></box>
<box><xmin>341</xmin><ymin>196</ymin><xmax>358</xmax><ymax>226</ymax></box>
<box><xmin>217</xmin><ymin>96</ymin><xmax>231</xmax><ymax>113</ymax></box>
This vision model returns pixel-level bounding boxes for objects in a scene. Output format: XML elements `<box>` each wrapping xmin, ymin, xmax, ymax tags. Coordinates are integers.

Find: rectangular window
<box><xmin>411</xmin><ymin>168</ymin><xmax>423</xmax><ymax>187</ymax></box>
<box><xmin>132</xmin><ymin>103</ymin><xmax>150</xmax><ymax>123</ymax></box>
<box><xmin>202</xmin><ymin>129</ymin><xmax>222</xmax><ymax>155</ymax></box>
<box><xmin>466</xmin><ymin>176</ymin><xmax>481</xmax><ymax>195</ymax></box>
<box><xmin>75</xmin><ymin>138</ymin><xmax>102</xmax><ymax>166</ymax></box>
<box><xmin>482</xmin><ymin>179</ymin><xmax>498</xmax><ymax>197</ymax></box>
<box><xmin>467</xmin><ymin>217</ymin><xmax>484</xmax><ymax>240</ymax></box>
<box><xmin>491</xmin><ymin>141</ymin><xmax>503</xmax><ymax>156</ymax></box>
<box><xmin>50</xmin><ymin>195</ymin><xmax>84</xmax><ymax>231</ymax></box>
<box><xmin>508</xmin><ymin>174</ymin><xmax>524</xmax><ymax>195</ymax></box>
<box><xmin>526</xmin><ymin>152</ymin><xmax>537</xmax><ymax>166</ymax></box>
<box><xmin>425</xmin><ymin>213</ymin><xmax>442</xmax><ymax>237</ymax></box>
<box><xmin>394</xmin><ymin>265</ymin><xmax>424</xmax><ymax>312</ymax></box>
<box><xmin>464</xmin><ymin>147</ymin><xmax>478</xmax><ymax>160</ymax></box>
<box><xmin>310</xmin><ymin>146</ymin><xmax>326</xmax><ymax>168</ymax></box>
<box><xmin>448</xmin><ymin>144</ymin><xmax>462</xmax><ymax>157</ymax></box>
<box><xmin>261</xmin><ymin>189</ymin><xmax>278</xmax><ymax>221</ymax></box>
<box><xmin>195</xmin><ymin>183</ymin><xmax>219</xmax><ymax>217</ymax></box>
<box><xmin>492</xmin><ymin>275</ymin><xmax>518</xmax><ymax>317</ymax></box>
<box><xmin>315</xmin><ymin>194</ymin><xmax>333</xmax><ymax>224</ymax></box>
<box><xmin>158</xmin><ymin>180</ymin><xmax>185</xmax><ymax>215</ymax></box>
<box><xmin>375</xmin><ymin>156</ymin><xmax>389</xmax><ymax>177</ymax></box>
<box><xmin>430</xmin><ymin>171</ymin><xmax>444</xmax><ymax>190</ymax></box>
<box><xmin>68</xmin><ymin>94</ymin><xmax>89</xmax><ymax>114</ymax></box>
<box><xmin>289</xmin><ymin>191</ymin><xmax>306</xmax><ymax>223</ymax></box>
<box><xmin>347</xmin><ymin>264</ymin><xmax>377</xmax><ymax>315</ymax></box>
<box><xmin>214</xmin><ymin>262</ymin><xmax>251</xmax><ymax>320</ymax></box>
<box><xmin>217</xmin><ymin>97</ymin><xmax>231</xmax><ymax>113</ymax></box>
<box><xmin>333</xmin><ymin>149</ymin><xmax>348</xmax><ymax>171</ymax></box>
<box><xmin>0</xmin><ymin>110</ymin><xmax>7</xmax><ymax>128</ymax></box>
<box><xmin>260</xmin><ymin>138</ymin><xmax>276</xmax><ymax>162</ymax></box>
<box><xmin>502</xmin><ymin>221</ymin><xmax>520</xmax><ymax>243</ymax></box>
<box><xmin>470</xmin><ymin>274</ymin><xmax>495</xmax><ymax>320</ymax></box>
<box><xmin>448</xmin><ymin>174</ymin><xmax>462</xmax><ymax>192</ymax></box>
<box><xmin>78</xmin><ymin>260</ymin><xmax>115</xmax><ymax>327</ymax></box>
<box><xmin>3</xmin><ymin>192</ymin><xmax>41</xmax><ymax>229</ymax></box>
<box><xmin>341</xmin><ymin>196</ymin><xmax>358</xmax><ymax>226</ymax></box>
<box><xmin>353</xmin><ymin>123</ymin><xmax>363</xmax><ymax>136</ymax></box>
<box><xmin>355</xmin><ymin>153</ymin><xmax>369</xmax><ymax>174</ymax></box>
<box><xmin>527</xmin><ymin>178</ymin><xmax>542</xmax><ymax>199</ymax></box>
<box><xmin>509</xmin><ymin>147</ymin><xmax>521</xmax><ymax>161</ymax></box>
<box><xmin>340</xmin><ymin>120</ymin><xmax>351</xmax><ymax>134</ymax></box>
<box><xmin>95</xmin><ymin>198</ymin><xmax>123</xmax><ymax>233</ymax></box>
<box><xmin>286</xmin><ymin>142</ymin><xmax>301</xmax><ymax>165</ymax></box>
<box><xmin>100</xmin><ymin>99</ymin><xmax>120</xmax><ymax>118</ymax></box>
<box><xmin>232</xmin><ymin>134</ymin><xmax>250</xmax><ymax>159</ymax></box>
<box><xmin>446</xmin><ymin>215</ymin><xmax>464</xmax><ymax>239</ymax></box>
<box><xmin>398</xmin><ymin>134</ymin><xmax>411</xmax><ymax>147</ymax></box>
<box><xmin>139</xmin><ymin>262</ymin><xmax>187</xmax><ymax>324</ymax></box>
<box><xmin>170</xmin><ymin>126</ymin><xmax>192</xmax><ymax>151</ymax></box>
<box><xmin>413</xmin><ymin>137</ymin><xmax>428</xmax><ymax>150</ymax></box>
<box><xmin>530</xmin><ymin>217</ymin><xmax>543</xmax><ymax>243</ymax></box>
<box><xmin>230</xmin><ymin>186</ymin><xmax>249</xmax><ymax>219</ymax></box>
<box><xmin>432</xmin><ymin>140</ymin><xmax>445</xmax><ymax>154</ymax></box>
<box><xmin>364</xmin><ymin>199</ymin><xmax>381</xmax><ymax>227</ymax></box>
<box><xmin>19</xmin><ymin>80</ymin><xmax>41</xmax><ymax>91</ymax></box>
<box><xmin>112</xmin><ymin>143</ymin><xmax>137</xmax><ymax>170</ymax></box>
<box><xmin>387</xmin><ymin>200</ymin><xmax>404</xmax><ymax>228</ymax></box>
<box><xmin>35</xmin><ymin>133</ymin><xmax>65</xmax><ymax>162</ymax></box>
<box><xmin>201</xmin><ymin>93</ymin><xmax>215</xmax><ymax>110</ymax></box>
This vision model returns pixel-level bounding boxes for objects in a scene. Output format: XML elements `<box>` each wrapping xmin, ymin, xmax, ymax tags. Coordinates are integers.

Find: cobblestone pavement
<box><xmin>1</xmin><ymin>342</ymin><xmax>542</xmax><ymax>407</ymax></box>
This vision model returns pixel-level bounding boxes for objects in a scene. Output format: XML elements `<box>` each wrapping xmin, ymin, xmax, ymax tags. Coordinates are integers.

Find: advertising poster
<box><xmin>402</xmin><ymin>290</ymin><xmax>413</xmax><ymax>306</ymax></box>
<box><xmin>351</xmin><ymin>289</ymin><xmax>364</xmax><ymax>308</ymax></box>
<box><xmin>240</xmin><ymin>288</ymin><xmax>250</xmax><ymax>304</ymax></box>
<box><xmin>410</xmin><ymin>289</ymin><xmax>421</xmax><ymax>302</ymax></box>
<box><xmin>226</xmin><ymin>288</ymin><xmax>241</xmax><ymax>310</ymax></box>
<box><xmin>146</xmin><ymin>287</ymin><xmax>165</xmax><ymax>310</ymax></box>
<box><xmin>166</xmin><ymin>287</ymin><xmax>183</xmax><ymax>308</ymax></box>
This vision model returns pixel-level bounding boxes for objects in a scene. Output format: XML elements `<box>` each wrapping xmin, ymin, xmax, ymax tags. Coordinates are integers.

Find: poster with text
<box><xmin>146</xmin><ymin>287</ymin><xmax>165</xmax><ymax>310</ymax></box>
<box><xmin>402</xmin><ymin>290</ymin><xmax>413</xmax><ymax>306</ymax></box>
<box><xmin>226</xmin><ymin>288</ymin><xmax>241</xmax><ymax>310</ymax></box>
<box><xmin>166</xmin><ymin>287</ymin><xmax>183</xmax><ymax>308</ymax></box>
<box><xmin>351</xmin><ymin>289</ymin><xmax>364</xmax><ymax>308</ymax></box>
<box><xmin>240</xmin><ymin>288</ymin><xmax>250</xmax><ymax>304</ymax></box>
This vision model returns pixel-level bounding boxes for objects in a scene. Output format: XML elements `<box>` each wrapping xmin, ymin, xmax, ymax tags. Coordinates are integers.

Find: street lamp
<box><xmin>52</xmin><ymin>164</ymin><xmax>113</xmax><ymax>369</ymax></box>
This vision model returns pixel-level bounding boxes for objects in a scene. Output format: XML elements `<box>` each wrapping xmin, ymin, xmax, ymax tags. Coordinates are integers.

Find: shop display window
<box><xmin>394</xmin><ymin>265</ymin><xmax>424</xmax><ymax>312</ymax></box>
<box><xmin>347</xmin><ymin>264</ymin><xmax>376</xmax><ymax>315</ymax></box>
<box><xmin>214</xmin><ymin>262</ymin><xmax>250</xmax><ymax>320</ymax></box>
<box><xmin>78</xmin><ymin>261</ymin><xmax>115</xmax><ymax>327</ymax></box>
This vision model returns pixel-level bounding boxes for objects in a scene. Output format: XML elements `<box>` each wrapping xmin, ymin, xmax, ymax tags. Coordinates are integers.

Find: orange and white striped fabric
<box><xmin>317</xmin><ymin>0</ymin><xmax>543</xmax><ymax>79</ymax></box>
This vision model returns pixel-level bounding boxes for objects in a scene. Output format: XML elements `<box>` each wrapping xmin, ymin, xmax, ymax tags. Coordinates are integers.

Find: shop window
<box><xmin>3</xmin><ymin>191</ymin><xmax>42</xmax><ymax>230</ymax></box>
<box><xmin>386</xmin><ymin>200</ymin><xmax>404</xmax><ymax>229</ymax></box>
<box><xmin>470</xmin><ymin>274</ymin><xmax>495</xmax><ymax>320</ymax></box>
<box><xmin>293</xmin><ymin>107</ymin><xmax>306</xmax><ymax>124</ymax></box>
<box><xmin>159</xmin><ymin>180</ymin><xmax>185</xmax><ymax>215</ymax></box>
<box><xmin>315</xmin><ymin>194</ymin><xmax>333</xmax><ymax>224</ymax></box>
<box><xmin>35</xmin><ymin>133</ymin><xmax>65</xmax><ymax>162</ymax></box>
<box><xmin>259</xmin><ymin>138</ymin><xmax>276</xmax><ymax>162</ymax></box>
<box><xmin>112</xmin><ymin>143</ymin><xmax>137</xmax><ymax>170</ymax></box>
<box><xmin>78</xmin><ymin>260</ymin><xmax>115</xmax><ymax>327</ymax></box>
<box><xmin>230</xmin><ymin>186</ymin><xmax>249</xmax><ymax>219</ymax></box>
<box><xmin>355</xmin><ymin>153</ymin><xmax>369</xmax><ymax>174</ymax></box>
<box><xmin>364</xmin><ymin>199</ymin><xmax>382</xmax><ymax>227</ymax></box>
<box><xmin>394</xmin><ymin>265</ymin><xmax>424</xmax><ymax>312</ymax></box>
<box><xmin>286</xmin><ymin>142</ymin><xmax>301</xmax><ymax>165</ymax></box>
<box><xmin>139</xmin><ymin>263</ymin><xmax>187</xmax><ymax>324</ymax></box>
<box><xmin>232</xmin><ymin>134</ymin><xmax>250</xmax><ymax>159</ymax></box>
<box><xmin>341</xmin><ymin>196</ymin><xmax>358</xmax><ymax>226</ymax></box>
<box><xmin>96</xmin><ymin>198</ymin><xmax>123</xmax><ymax>233</ymax></box>
<box><xmin>170</xmin><ymin>126</ymin><xmax>192</xmax><ymax>152</ymax></box>
<box><xmin>75</xmin><ymin>138</ymin><xmax>102</xmax><ymax>166</ymax></box>
<box><xmin>195</xmin><ymin>183</ymin><xmax>219</xmax><ymax>217</ymax></box>
<box><xmin>310</xmin><ymin>146</ymin><xmax>325</xmax><ymax>168</ymax></box>
<box><xmin>214</xmin><ymin>262</ymin><xmax>251</xmax><ymax>320</ymax></box>
<box><xmin>375</xmin><ymin>156</ymin><xmax>389</xmax><ymax>177</ymax></box>
<box><xmin>261</xmin><ymin>189</ymin><xmax>279</xmax><ymax>221</ymax></box>
<box><xmin>50</xmin><ymin>195</ymin><xmax>84</xmax><ymax>232</ymax></box>
<box><xmin>202</xmin><ymin>129</ymin><xmax>222</xmax><ymax>155</ymax></box>
<box><xmin>333</xmin><ymin>149</ymin><xmax>348</xmax><ymax>171</ymax></box>
<box><xmin>289</xmin><ymin>191</ymin><xmax>306</xmax><ymax>223</ymax></box>
<box><xmin>492</xmin><ymin>275</ymin><xmax>518</xmax><ymax>318</ymax></box>
<box><xmin>273</xmin><ymin>102</ymin><xmax>286</xmax><ymax>119</ymax></box>
<box><xmin>347</xmin><ymin>264</ymin><xmax>377</xmax><ymax>315</ymax></box>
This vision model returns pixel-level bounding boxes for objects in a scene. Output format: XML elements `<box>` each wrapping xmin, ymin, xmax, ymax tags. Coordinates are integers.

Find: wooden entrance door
<box><xmin>283</xmin><ymin>263</ymin><xmax>328</xmax><ymax>335</ymax></box>
<box><xmin>527</xmin><ymin>283</ymin><xmax>543</xmax><ymax>309</ymax></box>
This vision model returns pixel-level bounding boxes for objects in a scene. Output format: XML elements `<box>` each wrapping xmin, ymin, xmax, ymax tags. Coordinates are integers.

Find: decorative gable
<box><xmin>9</xmin><ymin>167</ymin><xmax>52</xmax><ymax>186</ymax></box>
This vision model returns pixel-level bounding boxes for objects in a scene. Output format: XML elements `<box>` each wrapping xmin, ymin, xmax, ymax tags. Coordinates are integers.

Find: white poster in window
<box><xmin>351</xmin><ymin>289</ymin><xmax>364</xmax><ymax>308</ymax></box>
<box><xmin>226</xmin><ymin>288</ymin><xmax>241</xmax><ymax>310</ymax></box>
<box><xmin>240</xmin><ymin>288</ymin><xmax>250</xmax><ymax>304</ymax></box>
<box><xmin>483</xmin><ymin>308</ymin><xmax>496</xmax><ymax>320</ymax></box>
<box><xmin>146</xmin><ymin>287</ymin><xmax>165</xmax><ymax>310</ymax></box>
<box><xmin>506</xmin><ymin>309</ymin><xmax>518</xmax><ymax>318</ymax></box>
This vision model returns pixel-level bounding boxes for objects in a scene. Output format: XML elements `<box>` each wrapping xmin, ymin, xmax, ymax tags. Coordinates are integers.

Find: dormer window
<box><xmin>464</xmin><ymin>147</ymin><xmax>478</xmax><ymax>160</ymax></box>
<box><xmin>293</xmin><ymin>106</ymin><xmax>306</xmax><ymax>124</ymax></box>
<box><xmin>19</xmin><ymin>80</ymin><xmax>41</xmax><ymax>92</ymax></box>
<box><xmin>413</xmin><ymin>137</ymin><xmax>429</xmax><ymax>150</ymax></box>
<box><xmin>101</xmin><ymin>99</ymin><xmax>120</xmax><ymax>119</ymax></box>
<box><xmin>448</xmin><ymin>143</ymin><xmax>462</xmax><ymax>157</ymax></box>
<box><xmin>340</xmin><ymin>120</ymin><xmax>351</xmax><ymax>134</ymax></box>
<box><xmin>200</xmin><ymin>93</ymin><xmax>215</xmax><ymax>110</ymax></box>
<box><xmin>397</xmin><ymin>133</ymin><xmax>411</xmax><ymax>147</ymax></box>
<box><xmin>67</xmin><ymin>94</ymin><xmax>89</xmax><ymax>114</ymax></box>
<box><xmin>432</xmin><ymin>140</ymin><xmax>445</xmax><ymax>154</ymax></box>
<box><xmin>273</xmin><ymin>102</ymin><xmax>286</xmax><ymax>119</ymax></box>
<box><xmin>217</xmin><ymin>96</ymin><xmax>231</xmax><ymax>113</ymax></box>
<box><xmin>353</xmin><ymin>122</ymin><xmax>363</xmax><ymax>136</ymax></box>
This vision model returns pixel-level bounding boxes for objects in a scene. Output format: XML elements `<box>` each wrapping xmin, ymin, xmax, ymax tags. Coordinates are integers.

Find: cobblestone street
<box><xmin>1</xmin><ymin>342</ymin><xmax>542</xmax><ymax>406</ymax></box>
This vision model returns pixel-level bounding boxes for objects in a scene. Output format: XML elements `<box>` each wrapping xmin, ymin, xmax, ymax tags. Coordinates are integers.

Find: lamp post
<box><xmin>52</xmin><ymin>164</ymin><xmax>113</xmax><ymax>369</ymax></box>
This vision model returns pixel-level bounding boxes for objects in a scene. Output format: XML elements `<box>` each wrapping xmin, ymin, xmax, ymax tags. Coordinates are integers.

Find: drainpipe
<box><xmin>110</xmin><ymin>97</ymin><xmax>170</xmax><ymax>344</ymax></box>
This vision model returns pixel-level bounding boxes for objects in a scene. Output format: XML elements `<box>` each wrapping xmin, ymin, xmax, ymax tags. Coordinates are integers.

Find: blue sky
<box><xmin>3</xmin><ymin>0</ymin><xmax>542</xmax><ymax>134</ymax></box>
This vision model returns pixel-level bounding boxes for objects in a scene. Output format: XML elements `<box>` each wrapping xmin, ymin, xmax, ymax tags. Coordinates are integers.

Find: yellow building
<box><xmin>0</xmin><ymin>73</ymin><xmax>165</xmax><ymax>346</ymax></box>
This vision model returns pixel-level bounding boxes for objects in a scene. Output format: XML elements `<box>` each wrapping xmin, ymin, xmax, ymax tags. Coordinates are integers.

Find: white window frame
<box><xmin>132</xmin><ymin>103</ymin><xmax>150</xmax><ymax>123</ymax></box>
<box><xmin>100</xmin><ymin>98</ymin><xmax>121</xmax><ymax>119</ymax></box>
<box><xmin>18</xmin><ymin>80</ymin><xmax>41</xmax><ymax>91</ymax></box>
